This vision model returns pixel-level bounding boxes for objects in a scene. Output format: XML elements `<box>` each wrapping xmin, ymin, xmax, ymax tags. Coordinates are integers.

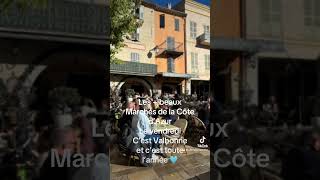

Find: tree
<box><xmin>110</xmin><ymin>0</ymin><xmax>142</xmax><ymax>63</ymax></box>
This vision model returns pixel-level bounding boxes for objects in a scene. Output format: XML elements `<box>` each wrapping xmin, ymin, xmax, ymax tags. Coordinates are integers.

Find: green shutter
<box><xmin>205</xmin><ymin>55</ymin><xmax>210</xmax><ymax>70</ymax></box>
<box><xmin>140</xmin><ymin>6</ymin><xmax>144</xmax><ymax>19</ymax></box>
<box><xmin>195</xmin><ymin>53</ymin><xmax>198</xmax><ymax>73</ymax></box>
<box><xmin>175</xmin><ymin>19</ymin><xmax>179</xmax><ymax>31</ymax></box>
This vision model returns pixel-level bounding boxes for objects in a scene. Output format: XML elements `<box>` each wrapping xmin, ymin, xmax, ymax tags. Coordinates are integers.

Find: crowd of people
<box><xmin>212</xmin><ymin>94</ymin><xmax>320</xmax><ymax>180</ymax></box>
<box><xmin>115</xmin><ymin>92</ymin><xmax>210</xmax><ymax>127</ymax></box>
<box><xmin>111</xmin><ymin>91</ymin><xmax>210</xmax><ymax>167</ymax></box>
<box><xmin>0</xmin><ymin>97</ymin><xmax>110</xmax><ymax>180</ymax></box>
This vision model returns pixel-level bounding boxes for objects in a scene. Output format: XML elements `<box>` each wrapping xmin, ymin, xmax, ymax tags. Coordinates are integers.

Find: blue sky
<box><xmin>153</xmin><ymin>0</ymin><xmax>210</xmax><ymax>7</ymax></box>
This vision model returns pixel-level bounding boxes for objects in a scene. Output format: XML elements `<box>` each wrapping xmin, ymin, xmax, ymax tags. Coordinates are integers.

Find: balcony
<box><xmin>110</xmin><ymin>61</ymin><xmax>157</xmax><ymax>76</ymax></box>
<box><xmin>0</xmin><ymin>0</ymin><xmax>109</xmax><ymax>44</ymax></box>
<box><xmin>197</xmin><ymin>32</ymin><xmax>210</xmax><ymax>47</ymax></box>
<box><xmin>156</xmin><ymin>40</ymin><xmax>184</xmax><ymax>58</ymax></box>
<box><xmin>131</xmin><ymin>33</ymin><xmax>140</xmax><ymax>41</ymax></box>
<box><xmin>213</xmin><ymin>37</ymin><xmax>285</xmax><ymax>53</ymax></box>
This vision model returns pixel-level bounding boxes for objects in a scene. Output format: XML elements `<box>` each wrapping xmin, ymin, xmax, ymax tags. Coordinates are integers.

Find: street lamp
<box><xmin>148</xmin><ymin>46</ymin><xmax>159</xmax><ymax>58</ymax></box>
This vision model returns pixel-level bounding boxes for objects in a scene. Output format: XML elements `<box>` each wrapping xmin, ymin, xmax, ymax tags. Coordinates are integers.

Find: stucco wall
<box><xmin>115</xmin><ymin>5</ymin><xmax>156</xmax><ymax>64</ymax></box>
<box><xmin>154</xmin><ymin>10</ymin><xmax>186</xmax><ymax>74</ymax></box>
<box><xmin>245</xmin><ymin>0</ymin><xmax>320</xmax><ymax>105</ymax></box>
<box><xmin>185</xmin><ymin>0</ymin><xmax>210</xmax><ymax>80</ymax></box>
<box><xmin>246</xmin><ymin>0</ymin><xmax>320</xmax><ymax>59</ymax></box>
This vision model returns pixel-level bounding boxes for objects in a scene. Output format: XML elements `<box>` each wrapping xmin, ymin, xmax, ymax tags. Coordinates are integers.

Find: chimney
<box><xmin>167</xmin><ymin>2</ymin><xmax>172</xmax><ymax>9</ymax></box>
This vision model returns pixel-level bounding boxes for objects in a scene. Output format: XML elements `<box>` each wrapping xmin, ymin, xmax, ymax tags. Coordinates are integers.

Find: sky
<box><xmin>153</xmin><ymin>0</ymin><xmax>210</xmax><ymax>7</ymax></box>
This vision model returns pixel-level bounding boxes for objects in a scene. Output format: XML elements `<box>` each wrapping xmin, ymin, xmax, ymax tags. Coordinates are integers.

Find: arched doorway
<box><xmin>162</xmin><ymin>83</ymin><xmax>180</xmax><ymax>94</ymax></box>
<box><xmin>116</xmin><ymin>77</ymin><xmax>153</xmax><ymax>97</ymax></box>
<box><xmin>191</xmin><ymin>81</ymin><xmax>209</xmax><ymax>98</ymax></box>
<box><xmin>31</xmin><ymin>51</ymin><xmax>106</xmax><ymax>108</ymax></box>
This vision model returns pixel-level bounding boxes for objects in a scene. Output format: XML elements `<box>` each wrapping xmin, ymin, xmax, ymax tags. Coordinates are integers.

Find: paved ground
<box><xmin>111</xmin><ymin>145</ymin><xmax>210</xmax><ymax>180</ymax></box>
<box><xmin>187</xmin><ymin>172</ymin><xmax>210</xmax><ymax>180</ymax></box>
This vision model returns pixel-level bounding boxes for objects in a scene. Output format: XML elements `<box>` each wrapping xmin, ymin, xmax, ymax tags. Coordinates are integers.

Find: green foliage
<box><xmin>110</xmin><ymin>0</ymin><xmax>142</xmax><ymax>63</ymax></box>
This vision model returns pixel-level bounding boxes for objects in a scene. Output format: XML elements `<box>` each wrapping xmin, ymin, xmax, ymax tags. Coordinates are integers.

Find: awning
<box><xmin>212</xmin><ymin>37</ymin><xmax>285</xmax><ymax>53</ymax></box>
<box><xmin>159</xmin><ymin>72</ymin><xmax>192</xmax><ymax>78</ymax></box>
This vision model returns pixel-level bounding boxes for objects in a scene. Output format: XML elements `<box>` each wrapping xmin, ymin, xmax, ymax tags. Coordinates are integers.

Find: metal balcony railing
<box><xmin>197</xmin><ymin>32</ymin><xmax>210</xmax><ymax>46</ymax></box>
<box><xmin>110</xmin><ymin>61</ymin><xmax>157</xmax><ymax>76</ymax></box>
<box><xmin>0</xmin><ymin>0</ymin><xmax>109</xmax><ymax>43</ymax></box>
<box><xmin>156</xmin><ymin>40</ymin><xmax>184</xmax><ymax>57</ymax></box>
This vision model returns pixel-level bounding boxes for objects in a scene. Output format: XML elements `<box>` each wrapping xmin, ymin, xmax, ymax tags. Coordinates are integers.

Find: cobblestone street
<box><xmin>111</xmin><ymin>146</ymin><xmax>210</xmax><ymax>180</ymax></box>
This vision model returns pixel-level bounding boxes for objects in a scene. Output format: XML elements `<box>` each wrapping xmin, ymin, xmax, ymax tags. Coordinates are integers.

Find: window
<box><xmin>205</xmin><ymin>54</ymin><xmax>210</xmax><ymax>70</ymax></box>
<box><xmin>135</xmin><ymin>5</ymin><xmax>144</xmax><ymax>19</ymax></box>
<box><xmin>160</xmin><ymin>14</ymin><xmax>165</xmax><ymax>28</ymax></box>
<box><xmin>203</xmin><ymin>25</ymin><xmax>210</xmax><ymax>34</ymax></box>
<box><xmin>167</xmin><ymin>37</ymin><xmax>175</xmax><ymax>50</ymax></box>
<box><xmin>175</xmin><ymin>19</ymin><xmax>180</xmax><ymax>31</ymax></box>
<box><xmin>190</xmin><ymin>21</ymin><xmax>197</xmax><ymax>39</ymax></box>
<box><xmin>130</xmin><ymin>53</ymin><xmax>140</xmax><ymax>62</ymax></box>
<box><xmin>259</xmin><ymin>0</ymin><xmax>281</xmax><ymax>36</ymax></box>
<box><xmin>168</xmin><ymin>57</ymin><xmax>175</xmax><ymax>73</ymax></box>
<box><xmin>191</xmin><ymin>52</ymin><xmax>198</xmax><ymax>73</ymax></box>
<box><xmin>131</xmin><ymin>28</ymin><xmax>140</xmax><ymax>41</ymax></box>
<box><xmin>304</xmin><ymin>0</ymin><xmax>320</xmax><ymax>27</ymax></box>
<box><xmin>260</xmin><ymin>0</ymin><xmax>281</xmax><ymax>23</ymax></box>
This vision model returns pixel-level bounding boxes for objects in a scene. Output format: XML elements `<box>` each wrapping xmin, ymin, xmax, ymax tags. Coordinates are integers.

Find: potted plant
<box><xmin>48</xmin><ymin>87</ymin><xmax>81</xmax><ymax>128</ymax></box>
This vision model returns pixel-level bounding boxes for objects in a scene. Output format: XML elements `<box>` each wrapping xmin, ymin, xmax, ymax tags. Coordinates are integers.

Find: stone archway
<box><xmin>22</xmin><ymin>66</ymin><xmax>47</xmax><ymax>88</ymax></box>
<box><xmin>22</xmin><ymin>47</ymin><xmax>105</xmax><ymax>89</ymax></box>
<box><xmin>116</xmin><ymin>77</ymin><xmax>153</xmax><ymax>97</ymax></box>
<box><xmin>23</xmin><ymin>49</ymin><xmax>106</xmax><ymax>107</ymax></box>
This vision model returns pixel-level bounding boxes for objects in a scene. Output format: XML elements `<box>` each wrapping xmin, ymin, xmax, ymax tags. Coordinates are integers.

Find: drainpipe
<box><xmin>184</xmin><ymin>15</ymin><xmax>189</xmax><ymax>95</ymax></box>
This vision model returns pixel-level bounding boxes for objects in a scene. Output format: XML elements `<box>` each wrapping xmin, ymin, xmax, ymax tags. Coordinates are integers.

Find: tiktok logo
<box><xmin>198</xmin><ymin>136</ymin><xmax>208</xmax><ymax>148</ymax></box>
<box><xmin>200</xmin><ymin>136</ymin><xmax>206</xmax><ymax>144</ymax></box>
